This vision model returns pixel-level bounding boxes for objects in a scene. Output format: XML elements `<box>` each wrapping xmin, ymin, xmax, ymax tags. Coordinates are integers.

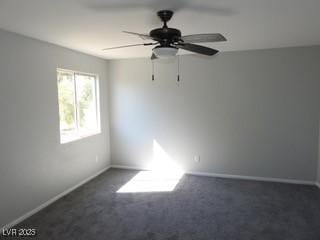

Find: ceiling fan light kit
<box><xmin>153</xmin><ymin>46</ymin><xmax>178</xmax><ymax>58</ymax></box>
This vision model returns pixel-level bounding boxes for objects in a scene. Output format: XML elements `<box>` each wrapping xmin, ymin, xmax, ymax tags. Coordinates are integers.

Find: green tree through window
<box><xmin>57</xmin><ymin>69</ymin><xmax>100</xmax><ymax>143</ymax></box>
<box><xmin>57</xmin><ymin>71</ymin><xmax>76</xmax><ymax>131</ymax></box>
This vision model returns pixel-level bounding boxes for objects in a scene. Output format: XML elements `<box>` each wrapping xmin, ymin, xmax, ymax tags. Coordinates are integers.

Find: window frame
<box><xmin>57</xmin><ymin>68</ymin><xmax>101</xmax><ymax>144</ymax></box>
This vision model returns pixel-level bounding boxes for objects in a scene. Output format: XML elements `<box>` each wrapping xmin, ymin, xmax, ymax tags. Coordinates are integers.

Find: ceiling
<box><xmin>0</xmin><ymin>0</ymin><xmax>319</xmax><ymax>59</ymax></box>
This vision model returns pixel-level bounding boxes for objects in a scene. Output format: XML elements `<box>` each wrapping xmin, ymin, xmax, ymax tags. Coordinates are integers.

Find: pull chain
<box><xmin>177</xmin><ymin>55</ymin><xmax>180</xmax><ymax>82</ymax></box>
<box><xmin>152</xmin><ymin>60</ymin><xmax>155</xmax><ymax>81</ymax></box>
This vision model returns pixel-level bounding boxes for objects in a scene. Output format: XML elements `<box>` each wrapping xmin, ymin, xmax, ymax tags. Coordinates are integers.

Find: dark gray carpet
<box><xmin>12</xmin><ymin>168</ymin><xmax>320</xmax><ymax>240</ymax></box>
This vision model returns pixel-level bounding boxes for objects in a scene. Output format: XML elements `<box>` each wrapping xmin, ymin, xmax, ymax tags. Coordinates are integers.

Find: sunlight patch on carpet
<box><xmin>117</xmin><ymin>140</ymin><xmax>184</xmax><ymax>193</ymax></box>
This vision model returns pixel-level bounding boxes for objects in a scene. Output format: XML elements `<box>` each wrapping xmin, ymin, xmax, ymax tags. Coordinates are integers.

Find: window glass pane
<box><xmin>75</xmin><ymin>74</ymin><xmax>98</xmax><ymax>134</ymax></box>
<box><xmin>57</xmin><ymin>71</ymin><xmax>76</xmax><ymax>138</ymax></box>
<box><xmin>57</xmin><ymin>69</ymin><xmax>100</xmax><ymax>144</ymax></box>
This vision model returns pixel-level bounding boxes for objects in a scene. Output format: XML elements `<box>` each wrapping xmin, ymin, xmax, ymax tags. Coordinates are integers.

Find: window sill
<box><xmin>60</xmin><ymin>131</ymin><xmax>101</xmax><ymax>144</ymax></box>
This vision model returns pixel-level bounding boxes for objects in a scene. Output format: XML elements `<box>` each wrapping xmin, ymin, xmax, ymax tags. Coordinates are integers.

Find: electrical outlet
<box><xmin>194</xmin><ymin>155</ymin><xmax>200</xmax><ymax>163</ymax></box>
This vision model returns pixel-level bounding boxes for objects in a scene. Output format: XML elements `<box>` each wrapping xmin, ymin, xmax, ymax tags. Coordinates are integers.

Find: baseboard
<box><xmin>111</xmin><ymin>164</ymin><xmax>150</xmax><ymax>171</ymax></box>
<box><xmin>187</xmin><ymin>171</ymin><xmax>315</xmax><ymax>185</ymax></box>
<box><xmin>110</xmin><ymin>165</ymin><xmax>315</xmax><ymax>186</ymax></box>
<box><xmin>0</xmin><ymin>166</ymin><xmax>111</xmax><ymax>231</ymax></box>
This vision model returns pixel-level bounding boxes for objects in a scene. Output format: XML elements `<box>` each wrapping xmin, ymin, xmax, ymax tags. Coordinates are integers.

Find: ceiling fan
<box><xmin>103</xmin><ymin>10</ymin><xmax>227</xmax><ymax>59</ymax></box>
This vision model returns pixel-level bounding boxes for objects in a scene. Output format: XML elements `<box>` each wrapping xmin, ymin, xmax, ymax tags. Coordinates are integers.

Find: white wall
<box><xmin>109</xmin><ymin>47</ymin><xmax>320</xmax><ymax>182</ymax></box>
<box><xmin>0</xmin><ymin>29</ymin><xmax>110</xmax><ymax>227</ymax></box>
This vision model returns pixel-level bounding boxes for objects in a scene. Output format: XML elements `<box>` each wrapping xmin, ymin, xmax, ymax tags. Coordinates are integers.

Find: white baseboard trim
<box><xmin>187</xmin><ymin>171</ymin><xmax>315</xmax><ymax>185</ymax></box>
<box><xmin>111</xmin><ymin>164</ymin><xmax>150</xmax><ymax>171</ymax></box>
<box><xmin>110</xmin><ymin>165</ymin><xmax>315</xmax><ymax>186</ymax></box>
<box><xmin>0</xmin><ymin>166</ymin><xmax>111</xmax><ymax>231</ymax></box>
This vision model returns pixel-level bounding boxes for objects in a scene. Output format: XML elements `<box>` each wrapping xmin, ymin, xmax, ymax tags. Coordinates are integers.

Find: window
<box><xmin>57</xmin><ymin>69</ymin><xmax>100</xmax><ymax>143</ymax></box>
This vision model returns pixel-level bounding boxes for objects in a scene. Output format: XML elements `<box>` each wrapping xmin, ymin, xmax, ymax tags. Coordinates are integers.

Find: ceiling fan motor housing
<box><xmin>150</xmin><ymin>28</ymin><xmax>181</xmax><ymax>46</ymax></box>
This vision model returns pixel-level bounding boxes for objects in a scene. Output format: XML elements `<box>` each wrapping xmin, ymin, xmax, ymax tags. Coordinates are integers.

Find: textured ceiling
<box><xmin>0</xmin><ymin>0</ymin><xmax>319</xmax><ymax>59</ymax></box>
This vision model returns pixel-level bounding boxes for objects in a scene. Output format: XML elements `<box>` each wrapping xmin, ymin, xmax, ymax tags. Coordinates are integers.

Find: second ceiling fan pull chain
<box><xmin>177</xmin><ymin>55</ymin><xmax>180</xmax><ymax>82</ymax></box>
<box><xmin>152</xmin><ymin>60</ymin><xmax>155</xmax><ymax>81</ymax></box>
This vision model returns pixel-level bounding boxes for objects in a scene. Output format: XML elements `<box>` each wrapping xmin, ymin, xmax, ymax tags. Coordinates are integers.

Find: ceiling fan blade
<box><xmin>123</xmin><ymin>31</ymin><xmax>153</xmax><ymax>40</ymax></box>
<box><xmin>151</xmin><ymin>53</ymin><xmax>158</xmax><ymax>60</ymax></box>
<box><xmin>103</xmin><ymin>43</ymin><xmax>155</xmax><ymax>51</ymax></box>
<box><xmin>181</xmin><ymin>33</ymin><xmax>226</xmax><ymax>43</ymax></box>
<box><xmin>176</xmin><ymin>43</ymin><xmax>218</xmax><ymax>56</ymax></box>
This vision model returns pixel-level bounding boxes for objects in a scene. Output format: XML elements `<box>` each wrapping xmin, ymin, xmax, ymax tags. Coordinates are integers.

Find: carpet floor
<box><xmin>14</xmin><ymin>168</ymin><xmax>320</xmax><ymax>240</ymax></box>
